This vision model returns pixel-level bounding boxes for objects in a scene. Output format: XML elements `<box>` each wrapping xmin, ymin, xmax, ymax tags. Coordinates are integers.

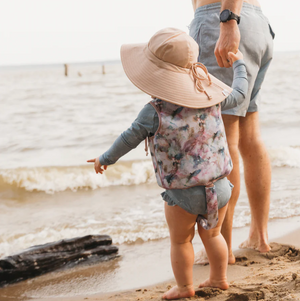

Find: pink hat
<box><xmin>120</xmin><ymin>28</ymin><xmax>232</xmax><ymax>109</ymax></box>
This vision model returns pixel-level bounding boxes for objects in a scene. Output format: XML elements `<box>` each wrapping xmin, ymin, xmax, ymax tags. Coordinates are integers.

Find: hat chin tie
<box><xmin>191</xmin><ymin>63</ymin><xmax>212</xmax><ymax>100</ymax></box>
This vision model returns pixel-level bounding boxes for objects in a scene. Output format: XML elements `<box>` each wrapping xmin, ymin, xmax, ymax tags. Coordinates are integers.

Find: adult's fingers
<box><xmin>223</xmin><ymin>58</ymin><xmax>231</xmax><ymax>68</ymax></box>
<box><xmin>214</xmin><ymin>41</ymin><xmax>224</xmax><ymax>68</ymax></box>
<box><xmin>217</xmin><ymin>53</ymin><xmax>231</xmax><ymax>68</ymax></box>
<box><xmin>215</xmin><ymin>45</ymin><xmax>231</xmax><ymax>68</ymax></box>
<box><xmin>215</xmin><ymin>50</ymin><xmax>224</xmax><ymax>68</ymax></box>
<box><xmin>219</xmin><ymin>50</ymin><xmax>231</xmax><ymax>68</ymax></box>
<box><xmin>87</xmin><ymin>158</ymin><xmax>96</xmax><ymax>163</ymax></box>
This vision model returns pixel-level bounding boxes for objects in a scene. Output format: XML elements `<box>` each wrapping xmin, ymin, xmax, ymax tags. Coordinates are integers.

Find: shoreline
<box><xmin>40</xmin><ymin>221</ymin><xmax>300</xmax><ymax>301</ymax></box>
<box><xmin>1</xmin><ymin>215</ymin><xmax>300</xmax><ymax>301</ymax></box>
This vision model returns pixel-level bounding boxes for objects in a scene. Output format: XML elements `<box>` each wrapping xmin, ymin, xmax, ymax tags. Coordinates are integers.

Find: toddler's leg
<box><xmin>198</xmin><ymin>205</ymin><xmax>229</xmax><ymax>290</ymax></box>
<box><xmin>163</xmin><ymin>203</ymin><xmax>197</xmax><ymax>300</ymax></box>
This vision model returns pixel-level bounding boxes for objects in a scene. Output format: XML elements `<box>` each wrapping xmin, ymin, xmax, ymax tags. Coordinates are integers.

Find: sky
<box><xmin>0</xmin><ymin>0</ymin><xmax>300</xmax><ymax>66</ymax></box>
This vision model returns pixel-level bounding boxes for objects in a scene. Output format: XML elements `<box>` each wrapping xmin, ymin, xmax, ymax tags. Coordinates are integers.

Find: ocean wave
<box><xmin>0</xmin><ymin>197</ymin><xmax>169</xmax><ymax>257</ymax></box>
<box><xmin>1</xmin><ymin>169</ymin><xmax>300</xmax><ymax>257</ymax></box>
<box><xmin>0</xmin><ymin>160</ymin><xmax>156</xmax><ymax>194</ymax></box>
<box><xmin>0</xmin><ymin>146</ymin><xmax>299</xmax><ymax>193</ymax></box>
<box><xmin>2</xmin><ymin>194</ymin><xmax>300</xmax><ymax>257</ymax></box>
<box><xmin>268</xmin><ymin>146</ymin><xmax>300</xmax><ymax>168</ymax></box>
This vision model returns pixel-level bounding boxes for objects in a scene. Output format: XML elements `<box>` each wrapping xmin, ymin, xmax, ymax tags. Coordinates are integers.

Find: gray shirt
<box><xmin>99</xmin><ymin>60</ymin><xmax>248</xmax><ymax>215</ymax></box>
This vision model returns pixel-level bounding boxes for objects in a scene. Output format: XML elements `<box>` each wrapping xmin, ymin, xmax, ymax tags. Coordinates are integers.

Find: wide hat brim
<box><xmin>121</xmin><ymin>43</ymin><xmax>233</xmax><ymax>109</ymax></box>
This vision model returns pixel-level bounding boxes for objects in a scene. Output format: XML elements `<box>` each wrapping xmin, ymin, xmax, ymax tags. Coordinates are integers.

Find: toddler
<box><xmin>88</xmin><ymin>28</ymin><xmax>248</xmax><ymax>300</ymax></box>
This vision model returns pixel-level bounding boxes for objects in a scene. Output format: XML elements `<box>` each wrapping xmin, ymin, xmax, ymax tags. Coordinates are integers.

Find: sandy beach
<box><xmin>1</xmin><ymin>217</ymin><xmax>299</xmax><ymax>301</ymax></box>
<box><xmin>36</xmin><ymin>226</ymin><xmax>300</xmax><ymax>301</ymax></box>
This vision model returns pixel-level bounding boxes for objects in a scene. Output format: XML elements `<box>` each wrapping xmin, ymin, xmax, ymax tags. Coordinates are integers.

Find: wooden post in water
<box><xmin>64</xmin><ymin>64</ymin><xmax>68</xmax><ymax>76</ymax></box>
<box><xmin>102</xmin><ymin>64</ymin><xmax>105</xmax><ymax>75</ymax></box>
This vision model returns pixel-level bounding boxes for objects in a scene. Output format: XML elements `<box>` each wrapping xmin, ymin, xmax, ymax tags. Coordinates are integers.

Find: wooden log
<box><xmin>0</xmin><ymin>235</ymin><xmax>118</xmax><ymax>287</ymax></box>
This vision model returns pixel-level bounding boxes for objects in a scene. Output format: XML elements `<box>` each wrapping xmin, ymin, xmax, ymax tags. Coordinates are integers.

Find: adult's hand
<box><xmin>214</xmin><ymin>20</ymin><xmax>241</xmax><ymax>68</ymax></box>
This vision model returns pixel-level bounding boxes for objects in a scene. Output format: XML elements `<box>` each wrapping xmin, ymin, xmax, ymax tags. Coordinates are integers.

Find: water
<box><xmin>0</xmin><ymin>52</ymin><xmax>300</xmax><ymax>298</ymax></box>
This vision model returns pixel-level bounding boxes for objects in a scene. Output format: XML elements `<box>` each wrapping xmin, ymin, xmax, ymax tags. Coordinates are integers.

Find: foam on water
<box><xmin>1</xmin><ymin>170</ymin><xmax>300</xmax><ymax>258</ymax></box>
<box><xmin>268</xmin><ymin>146</ymin><xmax>300</xmax><ymax>168</ymax></box>
<box><xmin>0</xmin><ymin>193</ymin><xmax>169</xmax><ymax>257</ymax></box>
<box><xmin>0</xmin><ymin>160</ymin><xmax>155</xmax><ymax>194</ymax></box>
<box><xmin>0</xmin><ymin>145</ymin><xmax>299</xmax><ymax>194</ymax></box>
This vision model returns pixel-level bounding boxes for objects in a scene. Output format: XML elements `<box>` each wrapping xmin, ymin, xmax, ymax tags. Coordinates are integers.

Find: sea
<box><xmin>0</xmin><ymin>51</ymin><xmax>300</xmax><ymax>300</ymax></box>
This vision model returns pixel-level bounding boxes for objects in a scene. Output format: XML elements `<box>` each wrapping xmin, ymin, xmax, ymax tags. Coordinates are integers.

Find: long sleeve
<box><xmin>221</xmin><ymin>59</ymin><xmax>248</xmax><ymax>111</ymax></box>
<box><xmin>99</xmin><ymin>104</ymin><xmax>158</xmax><ymax>165</ymax></box>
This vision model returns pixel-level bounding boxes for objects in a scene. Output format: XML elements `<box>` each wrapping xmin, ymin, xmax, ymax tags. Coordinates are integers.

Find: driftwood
<box><xmin>0</xmin><ymin>235</ymin><xmax>118</xmax><ymax>287</ymax></box>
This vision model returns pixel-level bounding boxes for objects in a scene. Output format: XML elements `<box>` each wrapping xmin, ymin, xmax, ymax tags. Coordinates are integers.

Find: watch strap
<box><xmin>229</xmin><ymin>11</ymin><xmax>241</xmax><ymax>24</ymax></box>
<box><xmin>220</xmin><ymin>9</ymin><xmax>241</xmax><ymax>25</ymax></box>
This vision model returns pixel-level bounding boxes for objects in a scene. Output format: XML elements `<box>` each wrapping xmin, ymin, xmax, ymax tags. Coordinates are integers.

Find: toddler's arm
<box><xmin>97</xmin><ymin>104</ymin><xmax>158</xmax><ymax>166</ymax></box>
<box><xmin>221</xmin><ymin>51</ymin><xmax>248</xmax><ymax>111</ymax></box>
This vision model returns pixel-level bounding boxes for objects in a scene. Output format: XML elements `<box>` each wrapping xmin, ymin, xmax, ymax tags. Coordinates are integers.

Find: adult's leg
<box><xmin>198</xmin><ymin>204</ymin><xmax>229</xmax><ymax>290</ymax></box>
<box><xmin>163</xmin><ymin>203</ymin><xmax>197</xmax><ymax>300</ymax></box>
<box><xmin>194</xmin><ymin>115</ymin><xmax>240</xmax><ymax>265</ymax></box>
<box><xmin>238</xmin><ymin>112</ymin><xmax>271</xmax><ymax>252</ymax></box>
<box><xmin>220</xmin><ymin>114</ymin><xmax>240</xmax><ymax>264</ymax></box>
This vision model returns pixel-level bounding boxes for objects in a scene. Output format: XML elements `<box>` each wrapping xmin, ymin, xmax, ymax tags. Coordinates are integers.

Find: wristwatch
<box><xmin>220</xmin><ymin>9</ymin><xmax>241</xmax><ymax>24</ymax></box>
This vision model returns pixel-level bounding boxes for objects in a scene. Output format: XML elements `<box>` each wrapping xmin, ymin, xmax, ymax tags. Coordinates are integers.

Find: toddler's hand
<box><xmin>87</xmin><ymin>157</ymin><xmax>107</xmax><ymax>174</ymax></box>
<box><xmin>228</xmin><ymin>49</ymin><xmax>243</xmax><ymax>64</ymax></box>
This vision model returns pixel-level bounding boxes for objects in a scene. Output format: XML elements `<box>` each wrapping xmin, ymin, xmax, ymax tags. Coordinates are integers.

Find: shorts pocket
<box><xmin>268</xmin><ymin>24</ymin><xmax>275</xmax><ymax>39</ymax></box>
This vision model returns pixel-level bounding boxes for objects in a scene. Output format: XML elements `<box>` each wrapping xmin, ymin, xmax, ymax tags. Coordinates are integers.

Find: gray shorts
<box><xmin>189</xmin><ymin>3</ymin><xmax>274</xmax><ymax>117</ymax></box>
<box><xmin>162</xmin><ymin>177</ymin><xmax>233</xmax><ymax>215</ymax></box>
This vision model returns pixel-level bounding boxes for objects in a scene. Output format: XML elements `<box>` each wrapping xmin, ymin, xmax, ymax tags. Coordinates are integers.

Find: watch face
<box><xmin>220</xmin><ymin>9</ymin><xmax>230</xmax><ymax>22</ymax></box>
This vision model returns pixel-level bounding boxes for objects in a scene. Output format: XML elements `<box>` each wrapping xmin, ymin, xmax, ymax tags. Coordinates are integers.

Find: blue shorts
<box><xmin>189</xmin><ymin>3</ymin><xmax>274</xmax><ymax>117</ymax></box>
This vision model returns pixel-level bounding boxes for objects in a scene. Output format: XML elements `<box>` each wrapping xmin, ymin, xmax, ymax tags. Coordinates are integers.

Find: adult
<box><xmin>190</xmin><ymin>0</ymin><xmax>274</xmax><ymax>263</ymax></box>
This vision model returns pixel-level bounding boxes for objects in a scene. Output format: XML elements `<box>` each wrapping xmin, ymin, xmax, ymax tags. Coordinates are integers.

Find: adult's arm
<box><xmin>215</xmin><ymin>0</ymin><xmax>243</xmax><ymax>68</ymax></box>
<box><xmin>99</xmin><ymin>104</ymin><xmax>158</xmax><ymax>165</ymax></box>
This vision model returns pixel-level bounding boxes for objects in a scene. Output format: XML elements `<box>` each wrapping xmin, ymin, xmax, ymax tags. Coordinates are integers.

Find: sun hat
<box><xmin>120</xmin><ymin>27</ymin><xmax>232</xmax><ymax>109</ymax></box>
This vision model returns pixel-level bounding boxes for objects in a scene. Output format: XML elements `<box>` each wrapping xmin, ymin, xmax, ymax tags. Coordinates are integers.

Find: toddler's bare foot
<box><xmin>239</xmin><ymin>237</ymin><xmax>270</xmax><ymax>253</ymax></box>
<box><xmin>194</xmin><ymin>248</ymin><xmax>236</xmax><ymax>265</ymax></box>
<box><xmin>198</xmin><ymin>278</ymin><xmax>229</xmax><ymax>290</ymax></box>
<box><xmin>162</xmin><ymin>285</ymin><xmax>195</xmax><ymax>300</ymax></box>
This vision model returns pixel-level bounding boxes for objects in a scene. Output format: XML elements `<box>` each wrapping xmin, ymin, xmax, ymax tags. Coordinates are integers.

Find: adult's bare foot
<box><xmin>198</xmin><ymin>278</ymin><xmax>229</xmax><ymax>290</ymax></box>
<box><xmin>239</xmin><ymin>237</ymin><xmax>270</xmax><ymax>253</ymax></box>
<box><xmin>228</xmin><ymin>250</ymin><xmax>236</xmax><ymax>264</ymax></box>
<box><xmin>194</xmin><ymin>248</ymin><xmax>236</xmax><ymax>265</ymax></box>
<box><xmin>162</xmin><ymin>285</ymin><xmax>195</xmax><ymax>300</ymax></box>
<box><xmin>194</xmin><ymin>249</ymin><xmax>209</xmax><ymax>265</ymax></box>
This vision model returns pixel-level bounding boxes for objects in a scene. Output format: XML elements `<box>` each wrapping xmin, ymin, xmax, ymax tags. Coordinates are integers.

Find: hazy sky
<box><xmin>0</xmin><ymin>0</ymin><xmax>299</xmax><ymax>66</ymax></box>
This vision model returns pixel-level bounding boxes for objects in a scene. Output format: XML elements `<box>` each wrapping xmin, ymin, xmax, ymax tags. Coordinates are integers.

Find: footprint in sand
<box><xmin>222</xmin><ymin>243</ymin><xmax>300</xmax><ymax>301</ymax></box>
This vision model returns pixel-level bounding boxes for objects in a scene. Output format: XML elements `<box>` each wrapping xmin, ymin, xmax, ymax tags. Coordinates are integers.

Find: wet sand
<box><xmin>38</xmin><ymin>233</ymin><xmax>300</xmax><ymax>301</ymax></box>
<box><xmin>1</xmin><ymin>216</ymin><xmax>299</xmax><ymax>301</ymax></box>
